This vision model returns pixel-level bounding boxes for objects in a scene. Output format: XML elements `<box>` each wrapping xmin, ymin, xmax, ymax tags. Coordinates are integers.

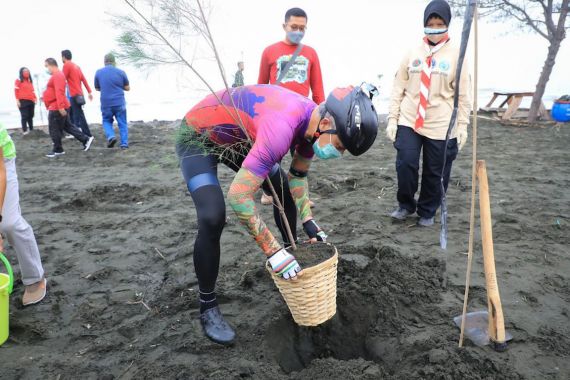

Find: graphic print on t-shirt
<box><xmin>276</xmin><ymin>54</ymin><xmax>309</xmax><ymax>84</ymax></box>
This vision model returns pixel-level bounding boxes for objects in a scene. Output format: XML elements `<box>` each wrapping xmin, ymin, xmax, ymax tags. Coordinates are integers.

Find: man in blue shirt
<box><xmin>94</xmin><ymin>53</ymin><xmax>130</xmax><ymax>148</ymax></box>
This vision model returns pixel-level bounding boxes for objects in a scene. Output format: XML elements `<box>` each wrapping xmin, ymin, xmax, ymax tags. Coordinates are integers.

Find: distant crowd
<box><xmin>14</xmin><ymin>50</ymin><xmax>130</xmax><ymax>157</ymax></box>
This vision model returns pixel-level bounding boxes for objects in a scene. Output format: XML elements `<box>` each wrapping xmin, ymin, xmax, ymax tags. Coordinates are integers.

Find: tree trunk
<box><xmin>528</xmin><ymin>38</ymin><xmax>563</xmax><ymax>122</ymax></box>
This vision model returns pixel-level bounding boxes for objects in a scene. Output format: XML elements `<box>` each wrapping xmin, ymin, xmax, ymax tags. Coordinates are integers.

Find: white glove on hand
<box><xmin>268</xmin><ymin>248</ymin><xmax>303</xmax><ymax>280</ymax></box>
<box><xmin>386</xmin><ymin>120</ymin><xmax>397</xmax><ymax>142</ymax></box>
<box><xmin>457</xmin><ymin>128</ymin><xmax>468</xmax><ymax>151</ymax></box>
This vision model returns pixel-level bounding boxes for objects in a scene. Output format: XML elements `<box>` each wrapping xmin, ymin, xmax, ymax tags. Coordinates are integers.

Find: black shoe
<box><xmin>417</xmin><ymin>216</ymin><xmax>435</xmax><ymax>227</ymax></box>
<box><xmin>390</xmin><ymin>207</ymin><xmax>414</xmax><ymax>220</ymax></box>
<box><xmin>120</xmin><ymin>145</ymin><xmax>129</xmax><ymax>150</ymax></box>
<box><xmin>46</xmin><ymin>151</ymin><xmax>65</xmax><ymax>158</ymax></box>
<box><xmin>107</xmin><ymin>137</ymin><xmax>117</xmax><ymax>148</ymax></box>
<box><xmin>200</xmin><ymin>306</ymin><xmax>235</xmax><ymax>345</ymax></box>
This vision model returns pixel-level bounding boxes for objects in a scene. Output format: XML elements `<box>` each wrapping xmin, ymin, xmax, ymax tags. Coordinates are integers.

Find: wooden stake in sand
<box><xmin>477</xmin><ymin>160</ymin><xmax>507</xmax><ymax>347</ymax></box>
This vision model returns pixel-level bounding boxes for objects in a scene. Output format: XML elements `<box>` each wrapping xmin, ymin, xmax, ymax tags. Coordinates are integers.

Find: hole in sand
<box><xmin>266</xmin><ymin>291</ymin><xmax>379</xmax><ymax>374</ymax></box>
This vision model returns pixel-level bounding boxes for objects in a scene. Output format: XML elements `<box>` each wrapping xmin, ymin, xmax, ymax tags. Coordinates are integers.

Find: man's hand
<box><xmin>59</xmin><ymin>109</ymin><xmax>67</xmax><ymax>117</ymax></box>
<box><xmin>16</xmin><ymin>100</ymin><xmax>21</xmax><ymax>108</ymax></box>
<box><xmin>457</xmin><ymin>127</ymin><xmax>468</xmax><ymax>151</ymax></box>
<box><xmin>303</xmin><ymin>219</ymin><xmax>327</xmax><ymax>242</ymax></box>
<box><xmin>268</xmin><ymin>248</ymin><xmax>303</xmax><ymax>280</ymax></box>
<box><xmin>386</xmin><ymin>119</ymin><xmax>397</xmax><ymax>142</ymax></box>
<box><xmin>88</xmin><ymin>93</ymin><xmax>93</xmax><ymax>102</ymax></box>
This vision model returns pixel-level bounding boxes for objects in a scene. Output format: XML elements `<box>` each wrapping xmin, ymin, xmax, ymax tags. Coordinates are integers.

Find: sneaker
<box><xmin>23</xmin><ymin>278</ymin><xmax>47</xmax><ymax>306</ymax></box>
<box><xmin>107</xmin><ymin>137</ymin><xmax>117</xmax><ymax>148</ymax></box>
<box><xmin>23</xmin><ymin>130</ymin><xmax>30</xmax><ymax>136</ymax></box>
<box><xmin>83</xmin><ymin>136</ymin><xmax>95</xmax><ymax>151</ymax></box>
<box><xmin>65</xmin><ymin>134</ymin><xmax>74</xmax><ymax>139</ymax></box>
<box><xmin>261</xmin><ymin>193</ymin><xmax>273</xmax><ymax>205</ymax></box>
<box><xmin>390</xmin><ymin>207</ymin><xmax>414</xmax><ymax>220</ymax></box>
<box><xmin>200</xmin><ymin>306</ymin><xmax>235</xmax><ymax>345</ymax></box>
<box><xmin>120</xmin><ymin>145</ymin><xmax>129</xmax><ymax>150</ymax></box>
<box><xmin>417</xmin><ymin>216</ymin><xmax>435</xmax><ymax>227</ymax></box>
<box><xmin>46</xmin><ymin>151</ymin><xmax>65</xmax><ymax>158</ymax></box>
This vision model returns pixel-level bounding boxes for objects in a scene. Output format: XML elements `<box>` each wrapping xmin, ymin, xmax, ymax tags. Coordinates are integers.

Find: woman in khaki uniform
<box><xmin>386</xmin><ymin>0</ymin><xmax>471</xmax><ymax>226</ymax></box>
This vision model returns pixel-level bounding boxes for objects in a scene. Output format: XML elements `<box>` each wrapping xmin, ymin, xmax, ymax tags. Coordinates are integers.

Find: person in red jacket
<box><xmin>258</xmin><ymin>7</ymin><xmax>324</xmax><ymax>206</ymax></box>
<box><xmin>62</xmin><ymin>49</ymin><xmax>93</xmax><ymax>137</ymax></box>
<box><xmin>14</xmin><ymin>67</ymin><xmax>37</xmax><ymax>135</ymax></box>
<box><xmin>42</xmin><ymin>58</ymin><xmax>94</xmax><ymax>158</ymax></box>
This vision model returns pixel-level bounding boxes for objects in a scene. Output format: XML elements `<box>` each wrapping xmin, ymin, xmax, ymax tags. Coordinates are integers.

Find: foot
<box><xmin>120</xmin><ymin>145</ymin><xmax>129</xmax><ymax>150</ymax></box>
<box><xmin>23</xmin><ymin>130</ymin><xmax>30</xmax><ymax>136</ymax></box>
<box><xmin>260</xmin><ymin>193</ymin><xmax>273</xmax><ymax>205</ymax></box>
<box><xmin>23</xmin><ymin>278</ymin><xmax>47</xmax><ymax>306</ymax></box>
<box><xmin>390</xmin><ymin>207</ymin><xmax>414</xmax><ymax>220</ymax></box>
<box><xmin>46</xmin><ymin>151</ymin><xmax>65</xmax><ymax>158</ymax></box>
<box><xmin>417</xmin><ymin>216</ymin><xmax>435</xmax><ymax>227</ymax></box>
<box><xmin>200</xmin><ymin>306</ymin><xmax>235</xmax><ymax>345</ymax></box>
<box><xmin>83</xmin><ymin>136</ymin><xmax>95</xmax><ymax>151</ymax></box>
<box><xmin>64</xmin><ymin>134</ymin><xmax>74</xmax><ymax>139</ymax></box>
<box><xmin>107</xmin><ymin>137</ymin><xmax>117</xmax><ymax>148</ymax></box>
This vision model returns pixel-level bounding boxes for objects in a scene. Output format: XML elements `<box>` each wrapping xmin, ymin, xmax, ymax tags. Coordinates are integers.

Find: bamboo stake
<box><xmin>477</xmin><ymin>160</ymin><xmax>506</xmax><ymax>345</ymax></box>
<box><xmin>459</xmin><ymin>5</ymin><xmax>478</xmax><ymax>348</ymax></box>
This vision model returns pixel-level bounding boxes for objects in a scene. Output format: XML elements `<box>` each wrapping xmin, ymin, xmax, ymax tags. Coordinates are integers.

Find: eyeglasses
<box><xmin>286</xmin><ymin>24</ymin><xmax>307</xmax><ymax>32</ymax></box>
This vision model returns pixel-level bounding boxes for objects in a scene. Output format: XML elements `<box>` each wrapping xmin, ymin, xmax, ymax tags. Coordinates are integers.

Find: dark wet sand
<box><xmin>1</xmin><ymin>119</ymin><xmax>568</xmax><ymax>379</ymax></box>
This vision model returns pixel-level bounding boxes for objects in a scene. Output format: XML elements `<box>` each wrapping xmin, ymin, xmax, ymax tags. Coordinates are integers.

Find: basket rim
<box><xmin>266</xmin><ymin>242</ymin><xmax>338</xmax><ymax>282</ymax></box>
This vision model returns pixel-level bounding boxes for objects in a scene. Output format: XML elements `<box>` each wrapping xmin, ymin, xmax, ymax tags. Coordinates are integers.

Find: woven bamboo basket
<box><xmin>267</xmin><ymin>243</ymin><xmax>338</xmax><ymax>326</ymax></box>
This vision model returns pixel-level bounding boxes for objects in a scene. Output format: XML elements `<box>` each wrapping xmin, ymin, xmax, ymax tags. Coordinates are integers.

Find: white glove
<box><xmin>268</xmin><ymin>248</ymin><xmax>303</xmax><ymax>280</ymax></box>
<box><xmin>457</xmin><ymin>127</ymin><xmax>468</xmax><ymax>151</ymax></box>
<box><xmin>386</xmin><ymin>119</ymin><xmax>397</xmax><ymax>142</ymax></box>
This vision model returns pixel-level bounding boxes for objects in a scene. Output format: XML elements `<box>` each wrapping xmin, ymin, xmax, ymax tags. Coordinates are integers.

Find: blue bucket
<box><xmin>551</xmin><ymin>100</ymin><xmax>570</xmax><ymax>122</ymax></box>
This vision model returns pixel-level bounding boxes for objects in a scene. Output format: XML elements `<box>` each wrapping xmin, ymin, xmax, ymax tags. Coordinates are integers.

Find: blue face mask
<box><xmin>287</xmin><ymin>31</ymin><xmax>305</xmax><ymax>45</ymax></box>
<box><xmin>424</xmin><ymin>27</ymin><xmax>448</xmax><ymax>35</ymax></box>
<box><xmin>313</xmin><ymin>137</ymin><xmax>342</xmax><ymax>160</ymax></box>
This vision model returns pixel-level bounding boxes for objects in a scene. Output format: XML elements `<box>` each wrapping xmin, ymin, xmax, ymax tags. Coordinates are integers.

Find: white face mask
<box><xmin>45</xmin><ymin>68</ymin><xmax>51</xmax><ymax>75</ymax></box>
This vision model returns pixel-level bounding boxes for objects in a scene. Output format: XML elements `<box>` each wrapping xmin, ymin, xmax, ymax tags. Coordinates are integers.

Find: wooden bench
<box><xmin>481</xmin><ymin>92</ymin><xmax>548</xmax><ymax>120</ymax></box>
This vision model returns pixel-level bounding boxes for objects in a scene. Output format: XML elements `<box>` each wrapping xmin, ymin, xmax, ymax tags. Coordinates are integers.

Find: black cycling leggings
<box><xmin>176</xmin><ymin>144</ymin><xmax>297</xmax><ymax>293</ymax></box>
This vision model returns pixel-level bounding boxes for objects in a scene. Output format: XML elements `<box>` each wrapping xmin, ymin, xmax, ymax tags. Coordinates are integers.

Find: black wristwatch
<box><xmin>0</xmin><ymin>215</ymin><xmax>2</xmax><ymax>222</ymax></box>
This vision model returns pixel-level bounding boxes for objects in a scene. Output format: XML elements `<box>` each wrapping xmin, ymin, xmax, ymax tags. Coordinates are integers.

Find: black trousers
<box><xmin>48</xmin><ymin>110</ymin><xmax>89</xmax><ymax>153</ymax></box>
<box><xmin>70</xmin><ymin>96</ymin><xmax>92</xmax><ymax>137</ymax></box>
<box><xmin>176</xmin><ymin>143</ymin><xmax>297</xmax><ymax>294</ymax></box>
<box><xmin>394</xmin><ymin>126</ymin><xmax>458</xmax><ymax>218</ymax></box>
<box><xmin>18</xmin><ymin>100</ymin><xmax>35</xmax><ymax>132</ymax></box>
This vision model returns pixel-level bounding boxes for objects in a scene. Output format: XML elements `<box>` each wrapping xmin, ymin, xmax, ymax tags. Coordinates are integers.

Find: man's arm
<box><xmin>288</xmin><ymin>151</ymin><xmax>312</xmax><ymax>222</ymax></box>
<box><xmin>123</xmin><ymin>71</ymin><xmax>130</xmax><ymax>91</ymax></box>
<box><xmin>80</xmin><ymin>69</ymin><xmax>93</xmax><ymax>100</ymax></box>
<box><xmin>54</xmin><ymin>75</ymin><xmax>68</xmax><ymax>114</ymax></box>
<box><xmin>309</xmin><ymin>51</ymin><xmax>325</xmax><ymax>104</ymax></box>
<box><xmin>227</xmin><ymin>167</ymin><xmax>281</xmax><ymax>255</ymax></box>
<box><xmin>257</xmin><ymin>48</ymin><xmax>270</xmax><ymax>85</ymax></box>
<box><xmin>94</xmin><ymin>73</ymin><xmax>100</xmax><ymax>91</ymax></box>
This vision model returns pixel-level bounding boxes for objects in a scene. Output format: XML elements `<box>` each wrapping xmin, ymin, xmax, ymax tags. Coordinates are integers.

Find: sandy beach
<box><xmin>1</xmin><ymin>118</ymin><xmax>569</xmax><ymax>379</ymax></box>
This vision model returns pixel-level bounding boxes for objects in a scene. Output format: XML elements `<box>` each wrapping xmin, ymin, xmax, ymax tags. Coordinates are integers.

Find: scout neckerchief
<box><xmin>415</xmin><ymin>35</ymin><xmax>450</xmax><ymax>130</ymax></box>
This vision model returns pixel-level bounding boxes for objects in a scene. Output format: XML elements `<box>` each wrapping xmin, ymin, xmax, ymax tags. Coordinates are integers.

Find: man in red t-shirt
<box><xmin>258</xmin><ymin>7</ymin><xmax>324</xmax><ymax>206</ymax></box>
<box><xmin>62</xmin><ymin>49</ymin><xmax>93</xmax><ymax>137</ymax></box>
<box><xmin>258</xmin><ymin>8</ymin><xmax>324</xmax><ymax>103</ymax></box>
<box><xmin>43</xmin><ymin>58</ymin><xmax>94</xmax><ymax>158</ymax></box>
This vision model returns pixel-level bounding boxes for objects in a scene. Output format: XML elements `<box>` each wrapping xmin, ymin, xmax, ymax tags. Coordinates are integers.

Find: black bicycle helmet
<box><xmin>322</xmin><ymin>84</ymin><xmax>379</xmax><ymax>156</ymax></box>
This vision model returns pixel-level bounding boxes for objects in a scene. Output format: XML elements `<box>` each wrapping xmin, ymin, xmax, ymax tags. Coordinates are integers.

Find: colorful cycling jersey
<box><xmin>184</xmin><ymin>84</ymin><xmax>316</xmax><ymax>178</ymax></box>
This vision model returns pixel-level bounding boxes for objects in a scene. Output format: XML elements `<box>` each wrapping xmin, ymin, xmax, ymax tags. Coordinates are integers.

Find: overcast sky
<box><xmin>1</xmin><ymin>0</ymin><xmax>568</xmax><ymax>126</ymax></box>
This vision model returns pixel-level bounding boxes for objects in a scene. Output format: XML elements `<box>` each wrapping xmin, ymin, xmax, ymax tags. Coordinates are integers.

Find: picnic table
<box><xmin>481</xmin><ymin>91</ymin><xmax>548</xmax><ymax>120</ymax></box>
